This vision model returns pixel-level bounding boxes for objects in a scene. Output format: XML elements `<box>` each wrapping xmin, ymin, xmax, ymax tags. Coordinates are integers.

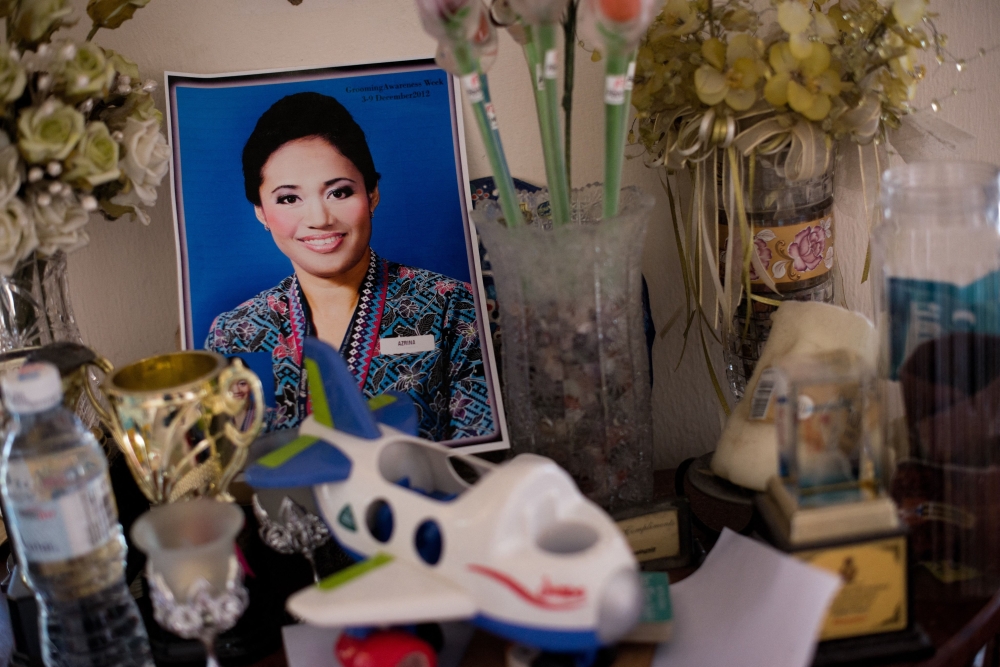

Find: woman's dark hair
<box><xmin>242</xmin><ymin>92</ymin><xmax>380</xmax><ymax>205</ymax></box>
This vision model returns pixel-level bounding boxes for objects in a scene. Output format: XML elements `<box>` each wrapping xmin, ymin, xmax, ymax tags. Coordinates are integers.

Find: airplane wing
<box><xmin>287</xmin><ymin>553</ymin><xmax>477</xmax><ymax>627</ymax></box>
<box><xmin>244</xmin><ymin>435</ymin><xmax>352</xmax><ymax>488</ymax></box>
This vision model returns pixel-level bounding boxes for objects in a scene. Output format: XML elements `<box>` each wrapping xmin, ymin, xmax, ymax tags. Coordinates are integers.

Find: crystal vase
<box><xmin>473</xmin><ymin>184</ymin><xmax>654</xmax><ymax>512</ymax></box>
<box><xmin>0</xmin><ymin>250</ymin><xmax>82</xmax><ymax>353</ymax></box>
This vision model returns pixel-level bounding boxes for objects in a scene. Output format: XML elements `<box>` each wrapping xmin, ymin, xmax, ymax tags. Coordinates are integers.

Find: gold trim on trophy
<box><xmin>97</xmin><ymin>351</ymin><xmax>264</xmax><ymax>504</ymax></box>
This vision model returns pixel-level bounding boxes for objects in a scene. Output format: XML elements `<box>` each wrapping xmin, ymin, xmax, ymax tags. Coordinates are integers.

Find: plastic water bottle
<box><xmin>0</xmin><ymin>362</ymin><xmax>153</xmax><ymax>667</ymax></box>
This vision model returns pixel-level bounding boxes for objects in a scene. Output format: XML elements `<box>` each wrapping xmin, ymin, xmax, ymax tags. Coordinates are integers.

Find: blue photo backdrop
<box><xmin>169</xmin><ymin>60</ymin><xmax>472</xmax><ymax>347</ymax></box>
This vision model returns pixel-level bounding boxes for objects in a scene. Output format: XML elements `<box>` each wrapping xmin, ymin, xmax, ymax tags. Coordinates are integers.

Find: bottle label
<box><xmin>886</xmin><ymin>270</ymin><xmax>1000</xmax><ymax>379</ymax></box>
<box><xmin>748</xmin><ymin>367</ymin><xmax>779</xmax><ymax>422</ymax></box>
<box><xmin>720</xmin><ymin>213</ymin><xmax>835</xmax><ymax>286</ymax></box>
<box><xmin>461</xmin><ymin>73</ymin><xmax>484</xmax><ymax>103</ymax></box>
<box><xmin>605</xmin><ymin>75</ymin><xmax>626</xmax><ymax>105</ymax></box>
<box><xmin>484</xmin><ymin>101</ymin><xmax>499</xmax><ymax>130</ymax></box>
<box><xmin>544</xmin><ymin>49</ymin><xmax>558</xmax><ymax>79</ymax></box>
<box><xmin>7</xmin><ymin>466</ymin><xmax>116</xmax><ymax>563</ymax></box>
<box><xmin>625</xmin><ymin>60</ymin><xmax>636</xmax><ymax>91</ymax></box>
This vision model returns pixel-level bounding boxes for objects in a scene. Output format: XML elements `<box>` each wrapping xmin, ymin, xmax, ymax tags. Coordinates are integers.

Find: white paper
<box><xmin>653</xmin><ymin>529</ymin><xmax>842</xmax><ymax>667</ymax></box>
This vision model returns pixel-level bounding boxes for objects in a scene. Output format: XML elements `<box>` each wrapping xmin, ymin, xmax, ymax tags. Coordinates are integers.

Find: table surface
<box><xmin>253</xmin><ymin>467</ymin><xmax>1000</xmax><ymax>667</ymax></box>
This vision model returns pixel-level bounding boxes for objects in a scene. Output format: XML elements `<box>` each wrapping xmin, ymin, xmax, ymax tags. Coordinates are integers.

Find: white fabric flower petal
<box><xmin>814</xmin><ymin>12</ymin><xmax>838</xmax><ymax>43</ymax></box>
<box><xmin>789</xmin><ymin>30</ymin><xmax>813</xmax><ymax>60</ymax></box>
<box><xmin>892</xmin><ymin>0</ymin><xmax>927</xmax><ymax>27</ymax></box>
<box><xmin>694</xmin><ymin>65</ymin><xmax>728</xmax><ymax>106</ymax></box>
<box><xmin>727</xmin><ymin>33</ymin><xmax>761</xmax><ymax>64</ymax></box>
<box><xmin>777</xmin><ymin>1</ymin><xmax>811</xmax><ymax>34</ymax></box>
<box><xmin>726</xmin><ymin>87</ymin><xmax>757</xmax><ymax>111</ymax></box>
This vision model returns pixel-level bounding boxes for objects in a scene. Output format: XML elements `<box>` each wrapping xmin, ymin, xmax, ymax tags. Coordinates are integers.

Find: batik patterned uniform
<box><xmin>206</xmin><ymin>251</ymin><xmax>495</xmax><ymax>442</ymax></box>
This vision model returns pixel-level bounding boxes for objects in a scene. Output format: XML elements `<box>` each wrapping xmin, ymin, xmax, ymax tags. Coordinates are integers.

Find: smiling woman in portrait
<box><xmin>205</xmin><ymin>92</ymin><xmax>493</xmax><ymax>441</ymax></box>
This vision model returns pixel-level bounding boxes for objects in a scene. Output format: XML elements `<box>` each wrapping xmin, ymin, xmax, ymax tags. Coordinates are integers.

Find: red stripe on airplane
<box><xmin>467</xmin><ymin>564</ymin><xmax>585</xmax><ymax>610</ymax></box>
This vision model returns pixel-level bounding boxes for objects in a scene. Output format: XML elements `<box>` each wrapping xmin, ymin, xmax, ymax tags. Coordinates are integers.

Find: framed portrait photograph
<box><xmin>166</xmin><ymin>58</ymin><xmax>508</xmax><ymax>453</ymax></box>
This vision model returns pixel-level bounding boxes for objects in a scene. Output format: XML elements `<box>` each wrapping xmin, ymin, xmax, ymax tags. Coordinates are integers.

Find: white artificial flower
<box><xmin>30</xmin><ymin>190</ymin><xmax>89</xmax><ymax>256</ymax></box>
<box><xmin>17</xmin><ymin>99</ymin><xmax>85</xmax><ymax>164</ymax></box>
<box><xmin>0</xmin><ymin>131</ymin><xmax>23</xmax><ymax>209</ymax></box>
<box><xmin>110</xmin><ymin>115</ymin><xmax>168</xmax><ymax>224</ymax></box>
<box><xmin>0</xmin><ymin>197</ymin><xmax>37</xmax><ymax>276</ymax></box>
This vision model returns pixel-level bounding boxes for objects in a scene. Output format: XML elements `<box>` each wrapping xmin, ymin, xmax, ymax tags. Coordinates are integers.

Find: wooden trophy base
<box><xmin>756</xmin><ymin>482</ymin><xmax>932</xmax><ymax>666</ymax></box>
<box><xmin>613</xmin><ymin>499</ymin><xmax>692</xmax><ymax>570</ymax></box>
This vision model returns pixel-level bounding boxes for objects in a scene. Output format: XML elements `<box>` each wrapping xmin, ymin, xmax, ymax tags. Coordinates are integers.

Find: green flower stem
<box><xmin>521</xmin><ymin>24</ymin><xmax>548</xmax><ymax>150</ymax></box>
<box><xmin>603</xmin><ymin>48</ymin><xmax>634</xmax><ymax>219</ymax></box>
<box><xmin>521</xmin><ymin>26</ymin><xmax>557</xmax><ymax>205</ymax></box>
<box><xmin>478</xmin><ymin>74</ymin><xmax>521</xmax><ymax>226</ymax></box>
<box><xmin>562</xmin><ymin>1</ymin><xmax>578</xmax><ymax>190</ymax></box>
<box><xmin>452</xmin><ymin>43</ymin><xmax>522</xmax><ymax>228</ymax></box>
<box><xmin>533</xmin><ymin>22</ymin><xmax>571</xmax><ymax>226</ymax></box>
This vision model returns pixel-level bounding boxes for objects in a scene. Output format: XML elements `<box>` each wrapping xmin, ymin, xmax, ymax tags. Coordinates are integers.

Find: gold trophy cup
<box><xmin>97</xmin><ymin>351</ymin><xmax>265</xmax><ymax>504</ymax></box>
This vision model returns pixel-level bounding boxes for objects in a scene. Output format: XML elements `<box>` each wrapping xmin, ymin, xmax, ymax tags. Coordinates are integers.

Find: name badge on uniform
<box><xmin>380</xmin><ymin>335</ymin><xmax>435</xmax><ymax>355</ymax></box>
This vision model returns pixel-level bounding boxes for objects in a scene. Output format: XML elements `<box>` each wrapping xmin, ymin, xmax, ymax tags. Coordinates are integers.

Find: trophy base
<box><xmin>757</xmin><ymin>485</ymin><xmax>931</xmax><ymax>663</ymax></box>
<box><xmin>612</xmin><ymin>499</ymin><xmax>692</xmax><ymax>570</ymax></box>
<box><xmin>682</xmin><ymin>454</ymin><xmax>756</xmax><ymax>534</ymax></box>
<box><xmin>764</xmin><ymin>478</ymin><xmax>900</xmax><ymax>546</ymax></box>
<box><xmin>811</xmin><ymin>626</ymin><xmax>932</xmax><ymax>667</ymax></box>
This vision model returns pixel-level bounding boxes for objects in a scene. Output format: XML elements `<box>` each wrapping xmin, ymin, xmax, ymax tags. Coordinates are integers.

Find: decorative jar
<box><xmin>875</xmin><ymin>162</ymin><xmax>1000</xmax><ymax>597</ymax></box>
<box><xmin>473</xmin><ymin>184</ymin><xmax>654</xmax><ymax>511</ymax></box>
<box><xmin>721</xmin><ymin>151</ymin><xmax>836</xmax><ymax>399</ymax></box>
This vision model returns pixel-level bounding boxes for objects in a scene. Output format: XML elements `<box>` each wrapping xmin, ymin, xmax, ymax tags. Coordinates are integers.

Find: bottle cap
<box><xmin>2</xmin><ymin>362</ymin><xmax>63</xmax><ymax>414</ymax></box>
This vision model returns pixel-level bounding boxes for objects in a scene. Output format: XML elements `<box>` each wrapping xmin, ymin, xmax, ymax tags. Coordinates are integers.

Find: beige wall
<box><xmin>63</xmin><ymin>0</ymin><xmax>1000</xmax><ymax>467</ymax></box>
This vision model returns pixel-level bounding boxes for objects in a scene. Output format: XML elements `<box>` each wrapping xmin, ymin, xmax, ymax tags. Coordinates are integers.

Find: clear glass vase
<box><xmin>473</xmin><ymin>184</ymin><xmax>655</xmax><ymax>512</ymax></box>
<box><xmin>0</xmin><ymin>250</ymin><xmax>82</xmax><ymax>353</ymax></box>
<box><xmin>0</xmin><ymin>251</ymin><xmax>100</xmax><ymax>430</ymax></box>
<box><xmin>876</xmin><ymin>162</ymin><xmax>1000</xmax><ymax>598</ymax></box>
<box><xmin>721</xmin><ymin>151</ymin><xmax>836</xmax><ymax>399</ymax></box>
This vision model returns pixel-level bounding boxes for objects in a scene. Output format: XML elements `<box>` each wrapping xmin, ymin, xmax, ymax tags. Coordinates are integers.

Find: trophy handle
<box><xmin>216</xmin><ymin>359</ymin><xmax>265</xmax><ymax>496</ymax></box>
<box><xmin>83</xmin><ymin>355</ymin><xmax>117</xmax><ymax>429</ymax></box>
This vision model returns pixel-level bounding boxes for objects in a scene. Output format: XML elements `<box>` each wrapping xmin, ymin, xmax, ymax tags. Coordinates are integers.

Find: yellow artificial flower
<box><xmin>777</xmin><ymin>0</ymin><xmax>813</xmax><ymax>59</ymax></box>
<box><xmin>875</xmin><ymin>31</ymin><xmax>919</xmax><ymax>106</ymax></box>
<box><xmin>764</xmin><ymin>41</ymin><xmax>843</xmax><ymax>121</ymax></box>
<box><xmin>776</xmin><ymin>0</ymin><xmax>840</xmax><ymax>59</ymax></box>
<box><xmin>826</xmin><ymin>2</ymin><xmax>853</xmax><ymax>33</ymax></box>
<box><xmin>634</xmin><ymin>52</ymin><xmax>696</xmax><ymax>113</ymax></box>
<box><xmin>882</xmin><ymin>52</ymin><xmax>919</xmax><ymax>106</ymax></box>
<box><xmin>654</xmin><ymin>0</ymin><xmax>700</xmax><ymax>37</ymax></box>
<box><xmin>892</xmin><ymin>0</ymin><xmax>927</xmax><ymax>28</ymax></box>
<box><xmin>721</xmin><ymin>5</ymin><xmax>757</xmax><ymax>32</ymax></box>
<box><xmin>813</xmin><ymin>11</ymin><xmax>840</xmax><ymax>44</ymax></box>
<box><xmin>694</xmin><ymin>34</ymin><xmax>765</xmax><ymax>111</ymax></box>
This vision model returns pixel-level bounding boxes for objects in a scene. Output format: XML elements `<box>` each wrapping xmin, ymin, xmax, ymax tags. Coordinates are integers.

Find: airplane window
<box><xmin>379</xmin><ymin>441</ymin><xmax>480</xmax><ymax>500</ymax></box>
<box><xmin>536</xmin><ymin>522</ymin><xmax>599</xmax><ymax>555</ymax></box>
<box><xmin>447</xmin><ymin>456</ymin><xmax>486</xmax><ymax>485</ymax></box>
<box><xmin>414</xmin><ymin>519</ymin><xmax>443</xmax><ymax>565</ymax></box>
<box><xmin>366</xmin><ymin>499</ymin><xmax>394</xmax><ymax>543</ymax></box>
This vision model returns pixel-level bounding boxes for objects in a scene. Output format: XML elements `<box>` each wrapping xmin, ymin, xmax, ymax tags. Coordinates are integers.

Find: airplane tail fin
<box><xmin>304</xmin><ymin>337</ymin><xmax>382</xmax><ymax>439</ymax></box>
<box><xmin>243</xmin><ymin>338</ymin><xmax>422</xmax><ymax>490</ymax></box>
<box><xmin>368</xmin><ymin>391</ymin><xmax>419</xmax><ymax>436</ymax></box>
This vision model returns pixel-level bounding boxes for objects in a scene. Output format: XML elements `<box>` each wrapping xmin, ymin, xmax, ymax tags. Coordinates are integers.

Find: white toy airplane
<box><xmin>245</xmin><ymin>337</ymin><xmax>644</xmax><ymax>653</ymax></box>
